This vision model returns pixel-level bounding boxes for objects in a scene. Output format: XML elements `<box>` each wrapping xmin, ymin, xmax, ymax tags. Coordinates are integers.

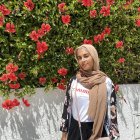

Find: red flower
<box><xmin>103</xmin><ymin>27</ymin><xmax>111</xmax><ymax>35</ymax></box>
<box><xmin>118</xmin><ymin>58</ymin><xmax>125</xmax><ymax>63</ymax></box>
<box><xmin>94</xmin><ymin>34</ymin><xmax>104</xmax><ymax>43</ymax></box>
<box><xmin>5</xmin><ymin>23</ymin><xmax>16</xmax><ymax>33</ymax></box>
<box><xmin>58</xmin><ymin>83</ymin><xmax>66</xmax><ymax>90</ymax></box>
<box><xmin>61</xmin><ymin>15</ymin><xmax>71</xmax><ymax>24</ymax></box>
<box><xmin>9</xmin><ymin>83</ymin><xmax>20</xmax><ymax>89</ymax></box>
<box><xmin>51</xmin><ymin>77</ymin><xmax>58</xmax><ymax>83</ymax></box>
<box><xmin>0</xmin><ymin>4</ymin><xmax>10</xmax><ymax>15</ymax></box>
<box><xmin>89</xmin><ymin>10</ymin><xmax>97</xmax><ymax>18</ymax></box>
<box><xmin>100</xmin><ymin>6</ymin><xmax>110</xmax><ymax>17</ymax></box>
<box><xmin>29</xmin><ymin>30</ymin><xmax>39</xmax><ymax>41</ymax></box>
<box><xmin>22</xmin><ymin>98</ymin><xmax>30</xmax><ymax>107</ymax></box>
<box><xmin>138</xmin><ymin>7</ymin><xmax>140</xmax><ymax>13</ymax></box>
<box><xmin>36</xmin><ymin>41</ymin><xmax>48</xmax><ymax>55</ymax></box>
<box><xmin>0</xmin><ymin>74</ymin><xmax>8</xmax><ymax>82</ymax></box>
<box><xmin>37</xmin><ymin>28</ymin><xmax>45</xmax><ymax>38</ymax></box>
<box><xmin>82</xmin><ymin>0</ymin><xmax>93</xmax><ymax>7</ymax></box>
<box><xmin>2</xmin><ymin>99</ymin><xmax>14</xmax><ymax>110</ymax></box>
<box><xmin>65</xmin><ymin>47</ymin><xmax>74</xmax><ymax>55</ymax></box>
<box><xmin>135</xmin><ymin>19</ymin><xmax>140</xmax><ymax>27</ymax></box>
<box><xmin>60</xmin><ymin>79</ymin><xmax>66</xmax><ymax>84</ymax></box>
<box><xmin>58</xmin><ymin>2</ymin><xmax>66</xmax><ymax>12</ymax></box>
<box><xmin>0</xmin><ymin>16</ymin><xmax>4</xmax><ymax>26</ymax></box>
<box><xmin>58</xmin><ymin>68</ymin><xmax>68</xmax><ymax>76</ymax></box>
<box><xmin>106</xmin><ymin>0</ymin><xmax>114</xmax><ymax>5</ymax></box>
<box><xmin>123</xmin><ymin>0</ymin><xmax>134</xmax><ymax>8</ymax></box>
<box><xmin>41</xmin><ymin>23</ymin><xmax>51</xmax><ymax>32</ymax></box>
<box><xmin>8</xmin><ymin>73</ymin><xmax>18</xmax><ymax>81</ymax></box>
<box><xmin>12</xmin><ymin>99</ymin><xmax>20</xmax><ymax>106</ymax></box>
<box><xmin>6</xmin><ymin>63</ymin><xmax>18</xmax><ymax>73</ymax></box>
<box><xmin>83</xmin><ymin>39</ymin><xmax>92</xmax><ymax>44</ymax></box>
<box><xmin>18</xmin><ymin>72</ymin><xmax>26</xmax><ymax>80</ymax></box>
<box><xmin>114</xmin><ymin>84</ymin><xmax>119</xmax><ymax>93</ymax></box>
<box><xmin>24</xmin><ymin>0</ymin><xmax>35</xmax><ymax>11</ymax></box>
<box><xmin>94</xmin><ymin>35</ymin><xmax>100</xmax><ymax>44</ymax></box>
<box><xmin>100</xmin><ymin>33</ymin><xmax>105</xmax><ymax>40</ymax></box>
<box><xmin>116</xmin><ymin>41</ymin><xmax>123</xmax><ymax>48</ymax></box>
<box><xmin>39</xmin><ymin>77</ymin><xmax>46</xmax><ymax>85</ymax></box>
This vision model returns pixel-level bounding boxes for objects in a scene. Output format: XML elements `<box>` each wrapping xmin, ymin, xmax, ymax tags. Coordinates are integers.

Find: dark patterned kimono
<box><xmin>60</xmin><ymin>76</ymin><xmax>120</xmax><ymax>140</ymax></box>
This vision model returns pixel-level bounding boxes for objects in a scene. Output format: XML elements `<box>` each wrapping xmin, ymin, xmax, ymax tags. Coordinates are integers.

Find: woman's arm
<box><xmin>60</xmin><ymin>88</ymin><xmax>70</xmax><ymax>132</ymax></box>
<box><xmin>109</xmin><ymin>85</ymin><xmax>120</xmax><ymax>140</ymax></box>
<box><xmin>60</xmin><ymin>77</ymin><xmax>74</xmax><ymax>132</ymax></box>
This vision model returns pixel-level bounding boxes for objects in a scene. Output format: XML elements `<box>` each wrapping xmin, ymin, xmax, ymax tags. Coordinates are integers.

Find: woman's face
<box><xmin>76</xmin><ymin>48</ymin><xmax>94</xmax><ymax>72</ymax></box>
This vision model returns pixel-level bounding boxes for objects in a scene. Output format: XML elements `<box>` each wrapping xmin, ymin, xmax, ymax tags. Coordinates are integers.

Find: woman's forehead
<box><xmin>76</xmin><ymin>47</ymin><xmax>89</xmax><ymax>54</ymax></box>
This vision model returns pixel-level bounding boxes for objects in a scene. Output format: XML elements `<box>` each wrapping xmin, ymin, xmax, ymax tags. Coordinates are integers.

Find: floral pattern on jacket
<box><xmin>60</xmin><ymin>76</ymin><xmax>120</xmax><ymax>140</ymax></box>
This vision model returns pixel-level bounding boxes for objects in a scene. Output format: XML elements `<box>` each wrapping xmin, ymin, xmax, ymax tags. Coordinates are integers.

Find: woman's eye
<box><xmin>84</xmin><ymin>55</ymin><xmax>89</xmax><ymax>58</ymax></box>
<box><xmin>77</xmin><ymin>54</ymin><xmax>89</xmax><ymax>60</ymax></box>
<box><xmin>77</xmin><ymin>57</ymin><xmax>81</xmax><ymax>60</ymax></box>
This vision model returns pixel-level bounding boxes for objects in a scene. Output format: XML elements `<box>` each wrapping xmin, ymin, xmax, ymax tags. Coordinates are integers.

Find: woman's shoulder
<box><xmin>70</xmin><ymin>76</ymin><xmax>76</xmax><ymax>81</ymax></box>
<box><xmin>67</xmin><ymin>76</ymin><xmax>76</xmax><ymax>87</ymax></box>
<box><xmin>105</xmin><ymin>76</ymin><xmax>114</xmax><ymax>87</ymax></box>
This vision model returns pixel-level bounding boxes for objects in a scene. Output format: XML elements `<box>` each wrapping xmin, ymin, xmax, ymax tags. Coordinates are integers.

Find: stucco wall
<box><xmin>117</xmin><ymin>84</ymin><xmax>140</xmax><ymax>140</ymax></box>
<box><xmin>0</xmin><ymin>85</ymin><xmax>140</xmax><ymax>140</ymax></box>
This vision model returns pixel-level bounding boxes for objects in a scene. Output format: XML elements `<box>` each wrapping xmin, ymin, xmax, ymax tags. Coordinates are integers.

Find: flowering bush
<box><xmin>0</xmin><ymin>0</ymin><xmax>140</xmax><ymax>109</ymax></box>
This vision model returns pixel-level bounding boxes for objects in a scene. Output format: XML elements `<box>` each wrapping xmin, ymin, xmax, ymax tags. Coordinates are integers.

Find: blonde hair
<box><xmin>75</xmin><ymin>44</ymin><xmax>100</xmax><ymax>71</ymax></box>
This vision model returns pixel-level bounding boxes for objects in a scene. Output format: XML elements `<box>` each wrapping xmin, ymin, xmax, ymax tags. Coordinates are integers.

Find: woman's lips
<box><xmin>82</xmin><ymin>63</ymin><xmax>87</xmax><ymax>67</ymax></box>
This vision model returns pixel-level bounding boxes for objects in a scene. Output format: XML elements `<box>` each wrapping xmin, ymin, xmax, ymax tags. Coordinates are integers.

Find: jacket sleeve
<box><xmin>109</xmin><ymin>85</ymin><xmax>120</xmax><ymax>140</ymax></box>
<box><xmin>60</xmin><ymin>78</ymin><xmax>73</xmax><ymax>132</ymax></box>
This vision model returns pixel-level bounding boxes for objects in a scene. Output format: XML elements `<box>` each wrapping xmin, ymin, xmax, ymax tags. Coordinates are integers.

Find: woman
<box><xmin>60</xmin><ymin>44</ymin><xmax>120</xmax><ymax>140</ymax></box>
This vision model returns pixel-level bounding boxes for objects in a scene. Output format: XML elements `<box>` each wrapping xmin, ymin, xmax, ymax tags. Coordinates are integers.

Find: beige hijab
<box><xmin>75</xmin><ymin>44</ymin><xmax>107</xmax><ymax>140</ymax></box>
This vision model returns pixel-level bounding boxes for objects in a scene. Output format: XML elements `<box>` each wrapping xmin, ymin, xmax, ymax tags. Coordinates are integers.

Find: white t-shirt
<box><xmin>70</xmin><ymin>77</ymin><xmax>112</xmax><ymax>122</ymax></box>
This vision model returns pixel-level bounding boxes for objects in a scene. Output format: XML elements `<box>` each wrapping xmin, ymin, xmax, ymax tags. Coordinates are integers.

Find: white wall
<box><xmin>117</xmin><ymin>84</ymin><xmax>140</xmax><ymax>140</ymax></box>
<box><xmin>0</xmin><ymin>85</ymin><xmax>140</xmax><ymax>140</ymax></box>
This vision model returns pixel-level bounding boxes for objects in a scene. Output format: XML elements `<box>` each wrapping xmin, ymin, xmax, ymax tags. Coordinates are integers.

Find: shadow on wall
<box><xmin>117</xmin><ymin>84</ymin><xmax>140</xmax><ymax>140</ymax></box>
<box><xmin>0</xmin><ymin>88</ymin><xmax>65</xmax><ymax>140</ymax></box>
<box><xmin>0</xmin><ymin>85</ymin><xmax>140</xmax><ymax>140</ymax></box>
